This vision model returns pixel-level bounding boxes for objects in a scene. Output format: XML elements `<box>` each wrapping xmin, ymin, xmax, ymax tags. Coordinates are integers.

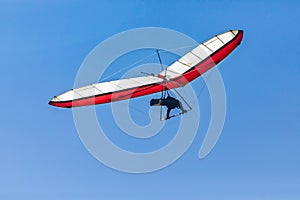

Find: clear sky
<box><xmin>1</xmin><ymin>0</ymin><xmax>300</xmax><ymax>199</ymax></box>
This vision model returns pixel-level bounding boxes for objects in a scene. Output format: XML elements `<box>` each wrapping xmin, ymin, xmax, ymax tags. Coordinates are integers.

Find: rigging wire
<box><xmin>100</xmin><ymin>44</ymin><xmax>196</xmax><ymax>82</ymax></box>
<box><xmin>156</xmin><ymin>49</ymin><xmax>164</xmax><ymax>71</ymax></box>
<box><xmin>156</xmin><ymin>49</ymin><xmax>165</xmax><ymax>120</ymax></box>
<box><xmin>173</xmin><ymin>88</ymin><xmax>192</xmax><ymax>110</ymax></box>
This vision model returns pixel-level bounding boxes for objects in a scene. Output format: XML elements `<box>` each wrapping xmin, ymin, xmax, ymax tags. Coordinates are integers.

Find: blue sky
<box><xmin>1</xmin><ymin>1</ymin><xmax>300</xmax><ymax>199</ymax></box>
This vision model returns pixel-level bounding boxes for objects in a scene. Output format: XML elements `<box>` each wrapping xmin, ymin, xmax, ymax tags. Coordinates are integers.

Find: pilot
<box><xmin>150</xmin><ymin>95</ymin><xmax>187</xmax><ymax>120</ymax></box>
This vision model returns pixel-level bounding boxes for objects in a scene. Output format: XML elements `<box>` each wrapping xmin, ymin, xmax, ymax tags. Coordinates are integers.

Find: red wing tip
<box><xmin>48</xmin><ymin>100</ymin><xmax>60</xmax><ymax>108</ymax></box>
<box><xmin>48</xmin><ymin>100</ymin><xmax>54</xmax><ymax>106</ymax></box>
<box><xmin>48</xmin><ymin>100</ymin><xmax>71</xmax><ymax>108</ymax></box>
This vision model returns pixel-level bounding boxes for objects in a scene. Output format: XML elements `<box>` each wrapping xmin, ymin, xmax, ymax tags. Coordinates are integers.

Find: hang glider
<box><xmin>49</xmin><ymin>30</ymin><xmax>243</xmax><ymax>108</ymax></box>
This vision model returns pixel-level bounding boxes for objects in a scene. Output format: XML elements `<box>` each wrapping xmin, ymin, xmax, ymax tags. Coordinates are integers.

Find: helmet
<box><xmin>150</xmin><ymin>99</ymin><xmax>159</xmax><ymax>106</ymax></box>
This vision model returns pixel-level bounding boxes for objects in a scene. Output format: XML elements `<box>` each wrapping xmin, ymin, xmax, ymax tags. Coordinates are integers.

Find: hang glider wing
<box><xmin>49</xmin><ymin>30</ymin><xmax>243</xmax><ymax>108</ymax></box>
<box><xmin>49</xmin><ymin>76</ymin><xmax>165</xmax><ymax>108</ymax></box>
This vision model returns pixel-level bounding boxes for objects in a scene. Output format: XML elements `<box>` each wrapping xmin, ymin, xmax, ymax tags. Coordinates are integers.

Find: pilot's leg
<box><xmin>166</xmin><ymin>108</ymin><xmax>171</xmax><ymax>119</ymax></box>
